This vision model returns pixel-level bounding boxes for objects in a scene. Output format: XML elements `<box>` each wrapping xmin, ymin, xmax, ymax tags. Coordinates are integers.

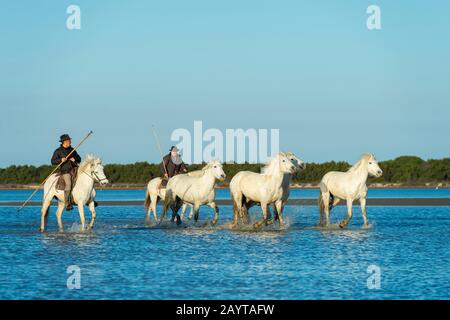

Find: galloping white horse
<box><xmin>144</xmin><ymin>170</ymin><xmax>204</xmax><ymax>222</ymax></box>
<box><xmin>40</xmin><ymin>154</ymin><xmax>109</xmax><ymax>232</ymax></box>
<box><xmin>241</xmin><ymin>152</ymin><xmax>305</xmax><ymax>224</ymax></box>
<box><xmin>318</xmin><ymin>153</ymin><xmax>382</xmax><ymax>228</ymax></box>
<box><xmin>160</xmin><ymin>161</ymin><xmax>226</xmax><ymax>225</ymax></box>
<box><xmin>230</xmin><ymin>153</ymin><xmax>297</xmax><ymax>228</ymax></box>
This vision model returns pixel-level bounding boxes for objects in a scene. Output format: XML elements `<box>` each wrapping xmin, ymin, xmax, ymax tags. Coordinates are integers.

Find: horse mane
<box><xmin>261</xmin><ymin>154</ymin><xmax>283</xmax><ymax>176</ymax></box>
<box><xmin>201</xmin><ymin>160</ymin><xmax>222</xmax><ymax>173</ymax></box>
<box><xmin>348</xmin><ymin>153</ymin><xmax>374</xmax><ymax>173</ymax></box>
<box><xmin>78</xmin><ymin>154</ymin><xmax>100</xmax><ymax>173</ymax></box>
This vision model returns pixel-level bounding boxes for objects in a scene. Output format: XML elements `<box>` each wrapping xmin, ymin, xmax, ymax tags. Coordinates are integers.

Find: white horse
<box><xmin>241</xmin><ymin>152</ymin><xmax>305</xmax><ymax>224</ymax></box>
<box><xmin>144</xmin><ymin>170</ymin><xmax>204</xmax><ymax>222</ymax></box>
<box><xmin>160</xmin><ymin>161</ymin><xmax>226</xmax><ymax>225</ymax></box>
<box><xmin>230</xmin><ymin>153</ymin><xmax>297</xmax><ymax>228</ymax></box>
<box><xmin>40</xmin><ymin>154</ymin><xmax>109</xmax><ymax>232</ymax></box>
<box><xmin>318</xmin><ymin>153</ymin><xmax>382</xmax><ymax>228</ymax></box>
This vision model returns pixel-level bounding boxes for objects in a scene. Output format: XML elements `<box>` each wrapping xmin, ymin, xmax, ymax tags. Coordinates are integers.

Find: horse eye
<box><xmin>369</xmin><ymin>162</ymin><xmax>372</xmax><ymax>164</ymax></box>
<box><xmin>214</xmin><ymin>166</ymin><xmax>217</xmax><ymax>168</ymax></box>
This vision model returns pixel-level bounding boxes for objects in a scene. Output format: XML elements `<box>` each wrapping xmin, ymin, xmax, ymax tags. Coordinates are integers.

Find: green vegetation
<box><xmin>0</xmin><ymin>156</ymin><xmax>448</xmax><ymax>186</ymax></box>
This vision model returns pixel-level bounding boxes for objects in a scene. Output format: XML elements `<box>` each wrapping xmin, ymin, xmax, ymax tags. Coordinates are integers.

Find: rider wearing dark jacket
<box><xmin>51</xmin><ymin>134</ymin><xmax>81</xmax><ymax>210</ymax></box>
<box><xmin>51</xmin><ymin>145</ymin><xmax>81</xmax><ymax>174</ymax></box>
<box><xmin>160</xmin><ymin>146</ymin><xmax>188</xmax><ymax>186</ymax></box>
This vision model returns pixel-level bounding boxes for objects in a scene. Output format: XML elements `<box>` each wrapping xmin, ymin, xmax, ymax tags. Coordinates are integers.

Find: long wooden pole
<box><xmin>17</xmin><ymin>131</ymin><xmax>94</xmax><ymax>212</ymax></box>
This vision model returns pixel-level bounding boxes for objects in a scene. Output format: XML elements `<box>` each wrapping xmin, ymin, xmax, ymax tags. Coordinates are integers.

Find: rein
<box><xmin>82</xmin><ymin>170</ymin><xmax>108</xmax><ymax>183</ymax></box>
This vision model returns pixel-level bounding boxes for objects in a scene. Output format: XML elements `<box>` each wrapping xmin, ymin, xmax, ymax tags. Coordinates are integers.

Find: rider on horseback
<box><xmin>51</xmin><ymin>134</ymin><xmax>81</xmax><ymax>211</ymax></box>
<box><xmin>159</xmin><ymin>146</ymin><xmax>188</xmax><ymax>188</ymax></box>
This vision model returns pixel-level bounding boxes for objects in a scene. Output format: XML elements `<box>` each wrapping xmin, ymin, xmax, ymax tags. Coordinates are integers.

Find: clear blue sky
<box><xmin>0</xmin><ymin>1</ymin><xmax>449</xmax><ymax>166</ymax></box>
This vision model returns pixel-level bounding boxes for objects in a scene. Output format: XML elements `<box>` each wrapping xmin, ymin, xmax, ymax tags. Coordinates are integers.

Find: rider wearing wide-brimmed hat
<box><xmin>51</xmin><ymin>134</ymin><xmax>81</xmax><ymax>210</ymax></box>
<box><xmin>159</xmin><ymin>146</ymin><xmax>188</xmax><ymax>187</ymax></box>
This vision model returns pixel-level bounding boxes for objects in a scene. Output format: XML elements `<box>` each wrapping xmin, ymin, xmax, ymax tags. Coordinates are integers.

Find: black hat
<box><xmin>169</xmin><ymin>146</ymin><xmax>178</xmax><ymax>151</ymax></box>
<box><xmin>59</xmin><ymin>134</ymin><xmax>72</xmax><ymax>143</ymax></box>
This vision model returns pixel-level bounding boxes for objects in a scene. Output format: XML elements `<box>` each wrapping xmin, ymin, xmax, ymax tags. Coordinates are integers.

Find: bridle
<box><xmin>83</xmin><ymin>168</ymin><xmax>108</xmax><ymax>184</ymax></box>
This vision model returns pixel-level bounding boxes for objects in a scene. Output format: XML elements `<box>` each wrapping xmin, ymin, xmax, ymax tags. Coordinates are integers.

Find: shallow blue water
<box><xmin>1</xmin><ymin>189</ymin><xmax>449</xmax><ymax>300</ymax></box>
<box><xmin>1</xmin><ymin>188</ymin><xmax>450</xmax><ymax>202</ymax></box>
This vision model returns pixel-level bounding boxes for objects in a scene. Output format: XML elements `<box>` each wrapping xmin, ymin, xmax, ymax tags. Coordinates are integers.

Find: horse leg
<box><xmin>322</xmin><ymin>192</ymin><xmax>331</xmax><ymax>227</ymax></box>
<box><xmin>231</xmin><ymin>193</ymin><xmax>242</xmax><ymax>227</ymax></box>
<box><xmin>339</xmin><ymin>199</ymin><xmax>353</xmax><ymax>228</ymax></box>
<box><xmin>159</xmin><ymin>193</ymin><xmax>171</xmax><ymax>224</ymax></box>
<box><xmin>145</xmin><ymin>197</ymin><xmax>152</xmax><ymax>222</ymax></box>
<box><xmin>332</xmin><ymin>197</ymin><xmax>341</xmax><ymax>210</ymax></box>
<box><xmin>170</xmin><ymin>198</ymin><xmax>182</xmax><ymax>224</ymax></box>
<box><xmin>56</xmin><ymin>201</ymin><xmax>65</xmax><ymax>232</ymax></box>
<box><xmin>268</xmin><ymin>203</ymin><xmax>278</xmax><ymax>223</ymax></box>
<box><xmin>151</xmin><ymin>195</ymin><xmax>158</xmax><ymax>221</ymax></box>
<box><xmin>180</xmin><ymin>203</ymin><xmax>187</xmax><ymax>221</ymax></box>
<box><xmin>87</xmin><ymin>201</ymin><xmax>96</xmax><ymax>230</ymax></box>
<box><xmin>77</xmin><ymin>203</ymin><xmax>86</xmax><ymax>231</ymax></box>
<box><xmin>360</xmin><ymin>197</ymin><xmax>369</xmax><ymax>228</ymax></box>
<box><xmin>241</xmin><ymin>198</ymin><xmax>252</xmax><ymax>224</ymax></box>
<box><xmin>275</xmin><ymin>201</ymin><xmax>284</xmax><ymax>226</ymax></box>
<box><xmin>254</xmin><ymin>203</ymin><xmax>268</xmax><ymax>229</ymax></box>
<box><xmin>208</xmin><ymin>202</ymin><xmax>219</xmax><ymax>226</ymax></box>
<box><xmin>188</xmin><ymin>204</ymin><xmax>194</xmax><ymax>220</ymax></box>
<box><xmin>40</xmin><ymin>199</ymin><xmax>51</xmax><ymax>232</ymax></box>
<box><xmin>267</xmin><ymin>202</ymin><xmax>281</xmax><ymax>225</ymax></box>
<box><xmin>193</xmin><ymin>203</ymin><xmax>200</xmax><ymax>224</ymax></box>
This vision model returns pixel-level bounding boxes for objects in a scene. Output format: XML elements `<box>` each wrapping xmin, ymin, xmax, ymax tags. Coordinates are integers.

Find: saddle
<box><xmin>55</xmin><ymin>168</ymin><xmax>78</xmax><ymax>191</ymax></box>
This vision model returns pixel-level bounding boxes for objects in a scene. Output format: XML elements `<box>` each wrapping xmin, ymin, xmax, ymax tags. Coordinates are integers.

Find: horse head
<box><xmin>283</xmin><ymin>152</ymin><xmax>305</xmax><ymax>171</ymax></box>
<box><xmin>262</xmin><ymin>153</ymin><xmax>297</xmax><ymax>175</ymax></box>
<box><xmin>364</xmin><ymin>154</ymin><xmax>383</xmax><ymax>178</ymax></box>
<box><xmin>82</xmin><ymin>154</ymin><xmax>109</xmax><ymax>185</ymax></box>
<box><xmin>203</xmin><ymin>160</ymin><xmax>226</xmax><ymax>181</ymax></box>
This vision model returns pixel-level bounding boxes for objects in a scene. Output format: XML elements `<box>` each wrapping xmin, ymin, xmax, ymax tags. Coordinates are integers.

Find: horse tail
<box><xmin>144</xmin><ymin>190</ymin><xmax>151</xmax><ymax>210</ymax></box>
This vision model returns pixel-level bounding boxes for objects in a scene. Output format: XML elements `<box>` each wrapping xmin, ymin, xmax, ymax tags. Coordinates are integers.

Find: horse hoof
<box><xmin>339</xmin><ymin>222</ymin><xmax>346</xmax><ymax>229</ymax></box>
<box><xmin>211</xmin><ymin>220</ymin><xmax>218</xmax><ymax>226</ymax></box>
<box><xmin>253</xmin><ymin>222</ymin><xmax>263</xmax><ymax>229</ymax></box>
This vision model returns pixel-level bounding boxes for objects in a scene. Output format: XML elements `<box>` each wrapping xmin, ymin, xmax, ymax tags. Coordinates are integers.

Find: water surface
<box><xmin>0</xmin><ymin>190</ymin><xmax>449</xmax><ymax>300</ymax></box>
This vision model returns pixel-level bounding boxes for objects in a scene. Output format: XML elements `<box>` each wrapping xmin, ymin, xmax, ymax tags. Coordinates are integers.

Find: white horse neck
<box><xmin>73</xmin><ymin>168</ymin><xmax>95</xmax><ymax>193</ymax></box>
<box><xmin>348</xmin><ymin>161</ymin><xmax>369</xmax><ymax>185</ymax></box>
<box><xmin>199</xmin><ymin>169</ymin><xmax>217</xmax><ymax>189</ymax></box>
<box><xmin>264</xmin><ymin>167</ymin><xmax>286</xmax><ymax>192</ymax></box>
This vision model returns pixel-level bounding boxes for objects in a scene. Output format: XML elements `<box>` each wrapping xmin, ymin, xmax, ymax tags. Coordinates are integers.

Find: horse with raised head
<box><xmin>230</xmin><ymin>152</ymin><xmax>297</xmax><ymax>228</ymax></box>
<box><xmin>318</xmin><ymin>153</ymin><xmax>382</xmax><ymax>228</ymax></box>
<box><xmin>160</xmin><ymin>161</ymin><xmax>226</xmax><ymax>225</ymax></box>
<box><xmin>144</xmin><ymin>170</ymin><xmax>204</xmax><ymax>222</ymax></box>
<box><xmin>40</xmin><ymin>154</ymin><xmax>109</xmax><ymax>232</ymax></box>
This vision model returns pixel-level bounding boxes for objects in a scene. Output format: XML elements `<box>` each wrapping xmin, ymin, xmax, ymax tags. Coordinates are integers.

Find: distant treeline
<box><xmin>0</xmin><ymin>156</ymin><xmax>449</xmax><ymax>185</ymax></box>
